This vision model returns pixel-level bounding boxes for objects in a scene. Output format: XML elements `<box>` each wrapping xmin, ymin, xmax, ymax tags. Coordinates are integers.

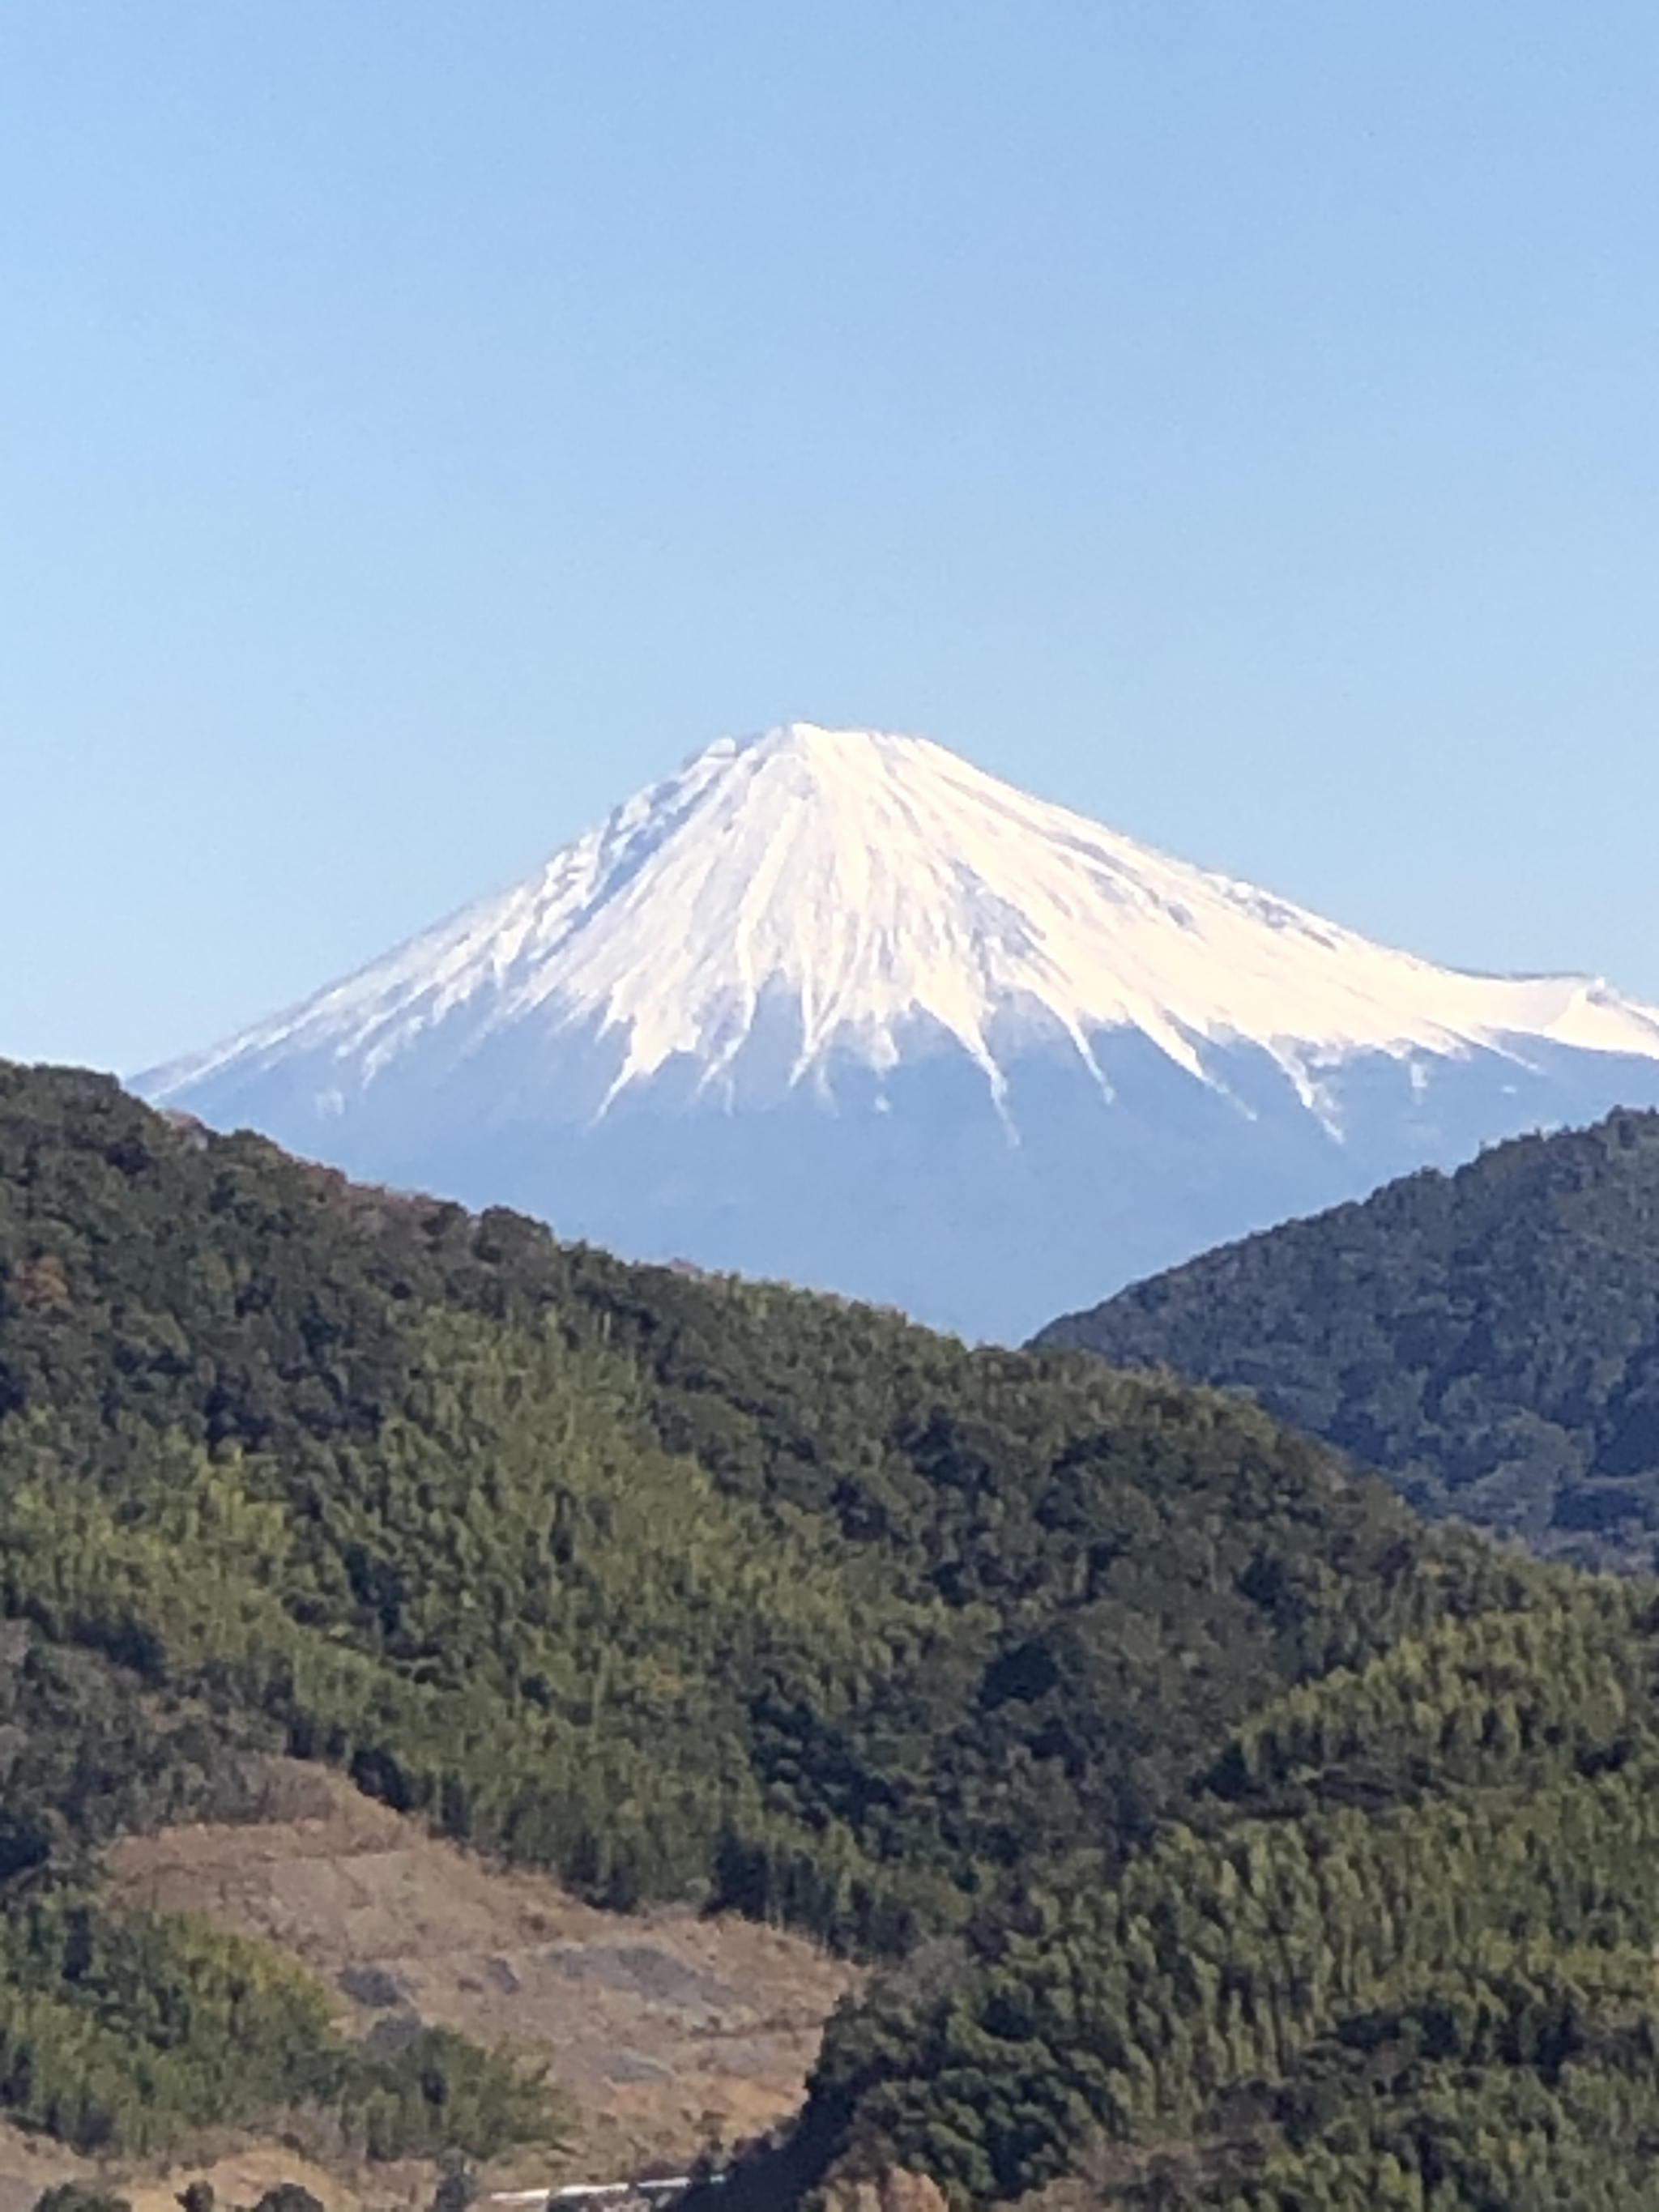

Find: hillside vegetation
<box><xmin>0</xmin><ymin>1059</ymin><xmax>1527</xmax><ymax>2162</ymax></box>
<box><xmin>0</xmin><ymin>1062</ymin><xmax>1518</xmax><ymax>1941</ymax></box>
<box><xmin>770</xmin><ymin>1569</ymin><xmax>1659</xmax><ymax>2210</ymax></box>
<box><xmin>1036</xmin><ymin>1110</ymin><xmax>1659</xmax><ymax>1572</ymax></box>
<box><xmin>11</xmin><ymin>1061</ymin><xmax>1659</xmax><ymax>2204</ymax></box>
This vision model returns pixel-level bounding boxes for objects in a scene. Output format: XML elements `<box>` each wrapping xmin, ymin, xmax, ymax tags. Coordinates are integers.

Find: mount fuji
<box><xmin>139</xmin><ymin>723</ymin><xmax>1659</xmax><ymax>1340</ymax></box>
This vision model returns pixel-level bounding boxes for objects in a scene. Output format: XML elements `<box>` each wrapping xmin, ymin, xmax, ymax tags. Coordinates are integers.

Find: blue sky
<box><xmin>6</xmin><ymin>3</ymin><xmax>1659</xmax><ymax>1072</ymax></box>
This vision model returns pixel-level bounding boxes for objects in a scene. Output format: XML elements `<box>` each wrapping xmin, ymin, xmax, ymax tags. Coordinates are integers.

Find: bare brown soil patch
<box><xmin>104</xmin><ymin>1763</ymin><xmax>859</xmax><ymax>2184</ymax></box>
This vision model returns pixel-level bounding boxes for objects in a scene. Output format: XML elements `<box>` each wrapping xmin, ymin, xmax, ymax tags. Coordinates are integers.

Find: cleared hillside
<box><xmin>105</xmin><ymin>1761</ymin><xmax>857</xmax><ymax>2180</ymax></box>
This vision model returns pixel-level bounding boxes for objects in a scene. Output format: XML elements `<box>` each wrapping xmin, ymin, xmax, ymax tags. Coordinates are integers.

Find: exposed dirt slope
<box><xmin>104</xmin><ymin>1765</ymin><xmax>859</xmax><ymax>2184</ymax></box>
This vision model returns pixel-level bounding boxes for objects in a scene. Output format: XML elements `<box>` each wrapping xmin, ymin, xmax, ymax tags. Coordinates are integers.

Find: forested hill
<box><xmin>766</xmin><ymin>1569</ymin><xmax>1659</xmax><ymax>2210</ymax></box>
<box><xmin>0</xmin><ymin>1059</ymin><xmax>1506</xmax><ymax>1948</ymax></box>
<box><xmin>0</xmin><ymin>1051</ymin><xmax>1524</xmax><ymax>2167</ymax></box>
<box><xmin>1035</xmin><ymin>1109</ymin><xmax>1659</xmax><ymax>1573</ymax></box>
<box><xmin>7</xmin><ymin>1062</ymin><xmax>1659</xmax><ymax>2204</ymax></box>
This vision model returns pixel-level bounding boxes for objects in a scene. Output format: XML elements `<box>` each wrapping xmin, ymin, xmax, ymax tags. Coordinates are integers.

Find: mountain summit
<box><xmin>141</xmin><ymin>724</ymin><xmax>1659</xmax><ymax>1338</ymax></box>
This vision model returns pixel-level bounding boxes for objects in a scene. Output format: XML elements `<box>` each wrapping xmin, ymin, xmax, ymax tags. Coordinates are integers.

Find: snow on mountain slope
<box><xmin>138</xmin><ymin>725</ymin><xmax>1659</xmax><ymax>1340</ymax></box>
<box><xmin>145</xmin><ymin>722</ymin><xmax>1659</xmax><ymax>1112</ymax></box>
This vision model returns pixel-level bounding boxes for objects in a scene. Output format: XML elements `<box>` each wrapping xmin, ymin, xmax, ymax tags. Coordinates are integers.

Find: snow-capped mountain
<box><xmin>139</xmin><ymin>723</ymin><xmax>1659</xmax><ymax>1340</ymax></box>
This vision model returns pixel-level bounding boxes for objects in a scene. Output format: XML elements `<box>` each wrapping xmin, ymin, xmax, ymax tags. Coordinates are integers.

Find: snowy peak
<box><xmin>137</xmin><ymin>722</ymin><xmax>1659</xmax><ymax>1340</ymax></box>
<box><xmin>145</xmin><ymin>722</ymin><xmax>1659</xmax><ymax>1115</ymax></box>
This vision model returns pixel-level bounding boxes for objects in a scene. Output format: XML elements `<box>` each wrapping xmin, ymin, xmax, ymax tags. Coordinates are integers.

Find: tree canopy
<box><xmin>7</xmin><ymin>1061</ymin><xmax>1659</xmax><ymax>2202</ymax></box>
<box><xmin>0</xmin><ymin>1060</ymin><xmax>1509</xmax><ymax>1950</ymax></box>
<box><xmin>1037</xmin><ymin>1110</ymin><xmax>1659</xmax><ymax>1572</ymax></box>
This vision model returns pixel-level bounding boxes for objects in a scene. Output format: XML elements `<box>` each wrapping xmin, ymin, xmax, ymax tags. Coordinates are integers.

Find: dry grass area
<box><xmin>101</xmin><ymin>1762</ymin><xmax>859</xmax><ymax>2190</ymax></box>
<box><xmin>0</xmin><ymin>2124</ymin><xmax>435</xmax><ymax>2212</ymax></box>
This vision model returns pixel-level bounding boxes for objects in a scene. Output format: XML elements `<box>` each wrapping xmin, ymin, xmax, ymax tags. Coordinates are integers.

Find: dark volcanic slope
<box><xmin>1036</xmin><ymin>1108</ymin><xmax>1659</xmax><ymax>1570</ymax></box>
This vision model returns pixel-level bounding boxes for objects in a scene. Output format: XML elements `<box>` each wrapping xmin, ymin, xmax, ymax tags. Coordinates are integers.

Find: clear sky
<box><xmin>6</xmin><ymin>3</ymin><xmax>1659</xmax><ymax>1075</ymax></box>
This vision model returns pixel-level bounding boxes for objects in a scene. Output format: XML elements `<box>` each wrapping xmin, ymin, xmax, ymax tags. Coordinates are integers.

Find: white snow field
<box><xmin>139</xmin><ymin>725</ymin><xmax>1659</xmax><ymax>1340</ymax></box>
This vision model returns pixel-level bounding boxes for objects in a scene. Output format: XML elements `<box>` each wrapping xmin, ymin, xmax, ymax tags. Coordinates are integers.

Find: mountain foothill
<box><xmin>4</xmin><ymin>1059</ymin><xmax>1659</xmax><ymax>2207</ymax></box>
<box><xmin>1038</xmin><ymin>1106</ymin><xmax>1659</xmax><ymax>1576</ymax></box>
<box><xmin>10</xmin><ymin>728</ymin><xmax>1659</xmax><ymax>2209</ymax></box>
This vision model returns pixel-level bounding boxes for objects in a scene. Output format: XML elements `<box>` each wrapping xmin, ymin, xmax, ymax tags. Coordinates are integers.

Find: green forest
<box><xmin>6</xmin><ymin>1061</ymin><xmax>1659</xmax><ymax>2203</ymax></box>
<box><xmin>778</xmin><ymin>1579</ymin><xmax>1659</xmax><ymax>2210</ymax></box>
<box><xmin>1036</xmin><ymin>1110</ymin><xmax>1659</xmax><ymax>1573</ymax></box>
